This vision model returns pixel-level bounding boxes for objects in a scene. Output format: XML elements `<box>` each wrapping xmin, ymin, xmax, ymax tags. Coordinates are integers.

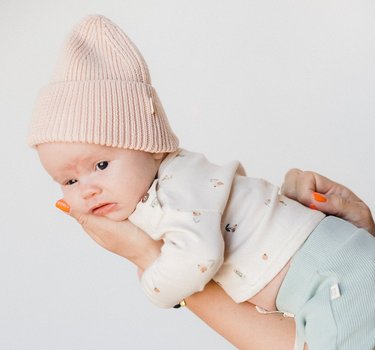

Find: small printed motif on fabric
<box><xmin>225</xmin><ymin>223</ymin><xmax>238</xmax><ymax>232</ymax></box>
<box><xmin>161</xmin><ymin>175</ymin><xmax>173</xmax><ymax>181</ymax></box>
<box><xmin>265</xmin><ymin>198</ymin><xmax>287</xmax><ymax>206</ymax></box>
<box><xmin>198</xmin><ymin>260</ymin><xmax>216</xmax><ymax>273</ymax></box>
<box><xmin>210</xmin><ymin>179</ymin><xmax>224</xmax><ymax>187</ymax></box>
<box><xmin>193</xmin><ymin>212</ymin><xmax>201</xmax><ymax>223</ymax></box>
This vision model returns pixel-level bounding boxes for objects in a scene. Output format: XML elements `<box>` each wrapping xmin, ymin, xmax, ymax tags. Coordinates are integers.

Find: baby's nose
<box><xmin>79</xmin><ymin>181</ymin><xmax>102</xmax><ymax>199</ymax></box>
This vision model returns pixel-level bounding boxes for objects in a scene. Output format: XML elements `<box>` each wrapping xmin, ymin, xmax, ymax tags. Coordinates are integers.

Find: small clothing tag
<box><xmin>234</xmin><ymin>269</ymin><xmax>243</xmax><ymax>277</ymax></box>
<box><xmin>330</xmin><ymin>283</ymin><xmax>341</xmax><ymax>300</ymax></box>
<box><xmin>255</xmin><ymin>306</ymin><xmax>295</xmax><ymax>318</ymax></box>
<box><xmin>255</xmin><ymin>306</ymin><xmax>267</xmax><ymax>314</ymax></box>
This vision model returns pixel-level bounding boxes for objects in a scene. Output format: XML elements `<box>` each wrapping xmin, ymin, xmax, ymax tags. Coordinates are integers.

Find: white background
<box><xmin>1</xmin><ymin>1</ymin><xmax>375</xmax><ymax>349</ymax></box>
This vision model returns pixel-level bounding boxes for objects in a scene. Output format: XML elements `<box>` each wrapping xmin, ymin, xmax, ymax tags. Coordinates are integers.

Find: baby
<box><xmin>28</xmin><ymin>15</ymin><xmax>375</xmax><ymax>350</ymax></box>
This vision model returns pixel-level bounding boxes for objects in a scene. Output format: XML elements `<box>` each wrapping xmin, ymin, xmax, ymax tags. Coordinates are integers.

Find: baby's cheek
<box><xmin>62</xmin><ymin>189</ymin><xmax>84</xmax><ymax>213</ymax></box>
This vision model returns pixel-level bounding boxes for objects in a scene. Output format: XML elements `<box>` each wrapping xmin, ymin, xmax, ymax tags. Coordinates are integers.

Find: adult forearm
<box><xmin>185</xmin><ymin>280</ymin><xmax>297</xmax><ymax>350</ymax></box>
<box><xmin>113</xmin><ymin>223</ymin><xmax>299</xmax><ymax>349</ymax></box>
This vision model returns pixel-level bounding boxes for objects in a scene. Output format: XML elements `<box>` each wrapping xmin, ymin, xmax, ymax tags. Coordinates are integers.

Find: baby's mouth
<box><xmin>91</xmin><ymin>203</ymin><xmax>118</xmax><ymax>215</ymax></box>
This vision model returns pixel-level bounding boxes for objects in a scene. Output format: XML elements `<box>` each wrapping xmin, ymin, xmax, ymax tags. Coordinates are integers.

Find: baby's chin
<box><xmin>101</xmin><ymin>206</ymin><xmax>135</xmax><ymax>222</ymax></box>
<box><xmin>103</xmin><ymin>211</ymin><xmax>130</xmax><ymax>222</ymax></box>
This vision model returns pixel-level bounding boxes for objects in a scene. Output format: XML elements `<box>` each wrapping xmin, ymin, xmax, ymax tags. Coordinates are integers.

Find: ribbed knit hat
<box><xmin>27</xmin><ymin>14</ymin><xmax>179</xmax><ymax>153</ymax></box>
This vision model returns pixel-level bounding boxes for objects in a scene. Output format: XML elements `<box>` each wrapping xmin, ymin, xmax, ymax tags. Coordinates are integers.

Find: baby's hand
<box><xmin>281</xmin><ymin>169</ymin><xmax>375</xmax><ymax>236</ymax></box>
<box><xmin>56</xmin><ymin>200</ymin><xmax>162</xmax><ymax>270</ymax></box>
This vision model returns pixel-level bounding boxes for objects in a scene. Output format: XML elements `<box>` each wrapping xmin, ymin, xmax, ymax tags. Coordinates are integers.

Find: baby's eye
<box><xmin>96</xmin><ymin>161</ymin><xmax>109</xmax><ymax>170</ymax></box>
<box><xmin>67</xmin><ymin>179</ymin><xmax>78</xmax><ymax>185</ymax></box>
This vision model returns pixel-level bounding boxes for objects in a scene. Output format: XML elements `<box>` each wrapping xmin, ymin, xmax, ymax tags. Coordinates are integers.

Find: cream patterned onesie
<box><xmin>129</xmin><ymin>148</ymin><xmax>325</xmax><ymax>308</ymax></box>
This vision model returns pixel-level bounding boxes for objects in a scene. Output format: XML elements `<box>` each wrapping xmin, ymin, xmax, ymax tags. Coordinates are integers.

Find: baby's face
<box><xmin>37</xmin><ymin>142</ymin><xmax>164</xmax><ymax>221</ymax></box>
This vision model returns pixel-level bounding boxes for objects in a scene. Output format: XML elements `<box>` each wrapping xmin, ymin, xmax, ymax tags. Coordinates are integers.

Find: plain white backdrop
<box><xmin>1</xmin><ymin>1</ymin><xmax>375</xmax><ymax>349</ymax></box>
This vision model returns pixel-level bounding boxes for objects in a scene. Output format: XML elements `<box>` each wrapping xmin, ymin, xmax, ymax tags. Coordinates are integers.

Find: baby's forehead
<box><xmin>38</xmin><ymin>141</ymin><xmax>118</xmax><ymax>166</ymax></box>
<box><xmin>69</xmin><ymin>143</ymin><xmax>119</xmax><ymax>161</ymax></box>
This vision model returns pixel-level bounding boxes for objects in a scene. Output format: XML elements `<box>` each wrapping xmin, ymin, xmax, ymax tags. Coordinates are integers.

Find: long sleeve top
<box><xmin>128</xmin><ymin>148</ymin><xmax>325</xmax><ymax>308</ymax></box>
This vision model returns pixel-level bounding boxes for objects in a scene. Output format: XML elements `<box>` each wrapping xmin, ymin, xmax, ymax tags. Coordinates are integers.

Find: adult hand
<box><xmin>55</xmin><ymin>199</ymin><xmax>162</xmax><ymax>270</ymax></box>
<box><xmin>281</xmin><ymin>169</ymin><xmax>375</xmax><ymax>236</ymax></box>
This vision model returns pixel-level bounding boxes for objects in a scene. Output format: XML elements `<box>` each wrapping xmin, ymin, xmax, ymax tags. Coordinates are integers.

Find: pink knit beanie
<box><xmin>27</xmin><ymin>14</ymin><xmax>179</xmax><ymax>153</ymax></box>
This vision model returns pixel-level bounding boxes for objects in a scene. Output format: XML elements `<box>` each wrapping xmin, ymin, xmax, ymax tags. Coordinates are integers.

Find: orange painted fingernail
<box><xmin>313</xmin><ymin>192</ymin><xmax>326</xmax><ymax>202</ymax></box>
<box><xmin>310</xmin><ymin>204</ymin><xmax>318</xmax><ymax>210</ymax></box>
<box><xmin>56</xmin><ymin>199</ymin><xmax>70</xmax><ymax>213</ymax></box>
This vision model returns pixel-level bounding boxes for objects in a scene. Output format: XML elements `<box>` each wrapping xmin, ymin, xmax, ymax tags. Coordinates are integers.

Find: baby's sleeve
<box><xmin>140</xmin><ymin>210</ymin><xmax>224</xmax><ymax>309</ymax></box>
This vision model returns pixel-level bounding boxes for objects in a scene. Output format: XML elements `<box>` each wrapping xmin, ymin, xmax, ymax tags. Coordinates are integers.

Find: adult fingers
<box><xmin>282</xmin><ymin>169</ymin><xmax>359</xmax><ymax>206</ymax></box>
<box><xmin>280</xmin><ymin>168</ymin><xmax>302</xmax><ymax>200</ymax></box>
<box><xmin>69</xmin><ymin>207</ymin><xmax>110</xmax><ymax>247</ymax></box>
<box><xmin>280</xmin><ymin>170</ymin><xmax>375</xmax><ymax>235</ymax></box>
<box><xmin>54</xmin><ymin>199</ymin><xmax>163</xmax><ymax>265</ymax></box>
<box><xmin>281</xmin><ymin>169</ymin><xmax>320</xmax><ymax>206</ymax></box>
<box><xmin>310</xmin><ymin>192</ymin><xmax>375</xmax><ymax>235</ymax></box>
<box><xmin>56</xmin><ymin>199</ymin><xmax>110</xmax><ymax>247</ymax></box>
